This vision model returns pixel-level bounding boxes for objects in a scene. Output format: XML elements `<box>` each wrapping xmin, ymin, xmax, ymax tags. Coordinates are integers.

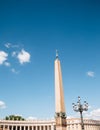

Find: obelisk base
<box><xmin>56</xmin><ymin>126</ymin><xmax>67</xmax><ymax>130</ymax></box>
<box><xmin>55</xmin><ymin>112</ymin><xmax>67</xmax><ymax>130</ymax></box>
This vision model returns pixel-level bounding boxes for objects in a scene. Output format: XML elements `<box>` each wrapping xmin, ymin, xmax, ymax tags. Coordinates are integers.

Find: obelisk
<box><xmin>54</xmin><ymin>51</ymin><xmax>67</xmax><ymax>130</ymax></box>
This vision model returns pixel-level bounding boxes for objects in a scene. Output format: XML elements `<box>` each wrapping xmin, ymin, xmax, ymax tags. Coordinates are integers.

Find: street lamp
<box><xmin>72</xmin><ymin>96</ymin><xmax>88</xmax><ymax>130</ymax></box>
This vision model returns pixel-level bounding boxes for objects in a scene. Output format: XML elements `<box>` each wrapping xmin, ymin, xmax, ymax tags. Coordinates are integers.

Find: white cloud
<box><xmin>4</xmin><ymin>43</ymin><xmax>11</xmax><ymax>48</ymax></box>
<box><xmin>84</xmin><ymin>108</ymin><xmax>100</xmax><ymax>120</ymax></box>
<box><xmin>0</xmin><ymin>101</ymin><xmax>6</xmax><ymax>109</ymax></box>
<box><xmin>87</xmin><ymin>71</ymin><xmax>94</xmax><ymax>77</ymax></box>
<box><xmin>4</xmin><ymin>62</ymin><xmax>11</xmax><ymax>67</ymax></box>
<box><xmin>90</xmin><ymin>109</ymin><xmax>100</xmax><ymax>117</ymax></box>
<box><xmin>11</xmin><ymin>68</ymin><xmax>19</xmax><ymax>74</ymax></box>
<box><xmin>17</xmin><ymin>49</ymin><xmax>30</xmax><ymax>64</ymax></box>
<box><xmin>26</xmin><ymin>116</ymin><xmax>37</xmax><ymax>121</ymax></box>
<box><xmin>67</xmin><ymin>116</ymin><xmax>74</xmax><ymax>119</ymax></box>
<box><xmin>0</xmin><ymin>51</ymin><xmax>8</xmax><ymax>64</ymax></box>
<box><xmin>26</xmin><ymin>116</ymin><xmax>37</xmax><ymax>120</ymax></box>
<box><xmin>88</xmin><ymin>105</ymin><xmax>92</xmax><ymax>109</ymax></box>
<box><xmin>12</xmin><ymin>45</ymin><xmax>19</xmax><ymax>48</ymax></box>
<box><xmin>5</xmin><ymin>43</ymin><xmax>19</xmax><ymax>48</ymax></box>
<box><xmin>12</xmin><ymin>51</ymin><xmax>17</xmax><ymax>57</ymax></box>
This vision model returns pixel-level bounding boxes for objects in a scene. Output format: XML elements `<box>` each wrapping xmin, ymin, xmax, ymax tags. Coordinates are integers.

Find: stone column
<box><xmin>73</xmin><ymin>124</ymin><xmax>76</xmax><ymax>130</ymax></box>
<box><xmin>20</xmin><ymin>126</ymin><xmax>21</xmax><ymax>130</ymax></box>
<box><xmin>49</xmin><ymin>126</ymin><xmax>50</xmax><ymax>130</ymax></box>
<box><xmin>3</xmin><ymin>125</ymin><xmax>5</xmax><ymax>130</ymax></box>
<box><xmin>11</xmin><ymin>126</ymin><xmax>13</xmax><ymax>130</ymax></box>
<box><xmin>8</xmin><ymin>125</ymin><xmax>10</xmax><ymax>130</ymax></box>
<box><xmin>28</xmin><ymin>126</ymin><xmax>29</xmax><ymax>130</ymax></box>
<box><xmin>33</xmin><ymin>126</ymin><xmax>35</xmax><ymax>130</ymax></box>
<box><xmin>47</xmin><ymin>126</ymin><xmax>48</xmax><ymax>130</ymax></box>
<box><xmin>3</xmin><ymin>125</ymin><xmax>4</xmax><ymax>130</ymax></box>
<box><xmin>32</xmin><ymin>126</ymin><xmax>33</xmax><ymax>130</ymax></box>
<box><xmin>43</xmin><ymin>126</ymin><xmax>45</xmax><ymax>130</ymax></box>
<box><xmin>39</xmin><ymin>126</ymin><xmax>41</xmax><ymax>130</ymax></box>
<box><xmin>51</xmin><ymin>125</ymin><xmax>54</xmax><ymax>130</ymax></box>
<box><xmin>35</xmin><ymin>126</ymin><xmax>37</xmax><ymax>130</ymax></box>
<box><xmin>16</xmin><ymin>126</ymin><xmax>17</xmax><ymax>130</ymax></box>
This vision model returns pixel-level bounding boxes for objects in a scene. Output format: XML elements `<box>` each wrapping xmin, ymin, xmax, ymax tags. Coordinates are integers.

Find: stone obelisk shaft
<box><xmin>55</xmin><ymin>58</ymin><xmax>65</xmax><ymax>113</ymax></box>
<box><xmin>55</xmin><ymin>54</ymin><xmax>67</xmax><ymax>130</ymax></box>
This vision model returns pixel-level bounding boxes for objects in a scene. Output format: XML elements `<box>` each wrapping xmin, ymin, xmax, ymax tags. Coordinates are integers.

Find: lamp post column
<box><xmin>80</xmin><ymin>111</ymin><xmax>84</xmax><ymax>130</ymax></box>
<box><xmin>72</xmin><ymin>96</ymin><xmax>88</xmax><ymax>130</ymax></box>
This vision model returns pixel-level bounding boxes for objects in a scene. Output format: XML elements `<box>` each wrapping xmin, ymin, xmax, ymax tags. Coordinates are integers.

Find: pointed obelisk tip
<box><xmin>56</xmin><ymin>50</ymin><xmax>59</xmax><ymax>59</ymax></box>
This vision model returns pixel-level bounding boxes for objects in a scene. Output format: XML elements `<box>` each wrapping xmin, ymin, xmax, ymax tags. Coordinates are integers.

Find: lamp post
<box><xmin>72</xmin><ymin>96</ymin><xmax>88</xmax><ymax>130</ymax></box>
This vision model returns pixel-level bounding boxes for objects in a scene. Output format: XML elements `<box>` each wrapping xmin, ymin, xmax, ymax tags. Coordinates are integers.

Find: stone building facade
<box><xmin>0</xmin><ymin>118</ymin><xmax>100</xmax><ymax>130</ymax></box>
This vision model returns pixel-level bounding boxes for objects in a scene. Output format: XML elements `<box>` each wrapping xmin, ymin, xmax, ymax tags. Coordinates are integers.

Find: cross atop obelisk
<box><xmin>56</xmin><ymin>50</ymin><xmax>58</xmax><ymax>59</ymax></box>
<box><xmin>54</xmin><ymin>51</ymin><xmax>67</xmax><ymax>130</ymax></box>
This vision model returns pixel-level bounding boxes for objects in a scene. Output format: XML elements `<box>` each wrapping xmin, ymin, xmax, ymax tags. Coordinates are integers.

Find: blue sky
<box><xmin>0</xmin><ymin>0</ymin><xmax>100</xmax><ymax>120</ymax></box>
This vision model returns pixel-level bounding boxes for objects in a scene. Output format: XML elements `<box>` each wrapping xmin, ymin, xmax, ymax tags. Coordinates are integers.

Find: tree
<box><xmin>5</xmin><ymin>115</ymin><xmax>25</xmax><ymax>121</ymax></box>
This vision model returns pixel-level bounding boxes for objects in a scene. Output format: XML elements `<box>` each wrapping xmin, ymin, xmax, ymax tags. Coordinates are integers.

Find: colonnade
<box><xmin>0</xmin><ymin>120</ymin><xmax>55</xmax><ymax>130</ymax></box>
<box><xmin>0</xmin><ymin>125</ymin><xmax>55</xmax><ymax>130</ymax></box>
